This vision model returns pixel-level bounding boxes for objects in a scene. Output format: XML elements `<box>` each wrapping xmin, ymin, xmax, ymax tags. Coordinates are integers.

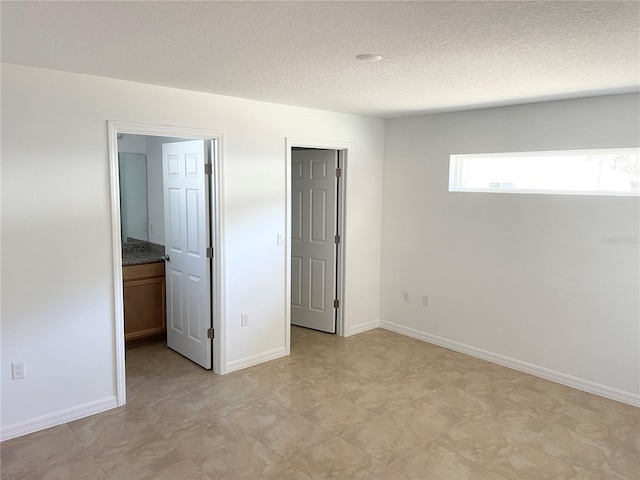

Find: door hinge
<box><xmin>204</xmin><ymin>164</ymin><xmax>212</xmax><ymax>175</ymax></box>
<box><xmin>206</xmin><ymin>247</ymin><xmax>214</xmax><ymax>258</ymax></box>
<box><xmin>335</xmin><ymin>234</ymin><xmax>341</xmax><ymax>244</ymax></box>
<box><xmin>333</xmin><ymin>299</ymin><xmax>340</xmax><ymax>309</ymax></box>
<box><xmin>335</xmin><ymin>168</ymin><xmax>342</xmax><ymax>178</ymax></box>
<box><xmin>207</xmin><ymin>328</ymin><xmax>215</xmax><ymax>339</ymax></box>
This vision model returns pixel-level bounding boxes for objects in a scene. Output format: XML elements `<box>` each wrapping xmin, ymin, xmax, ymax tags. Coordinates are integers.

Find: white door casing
<box><xmin>291</xmin><ymin>149</ymin><xmax>338</xmax><ymax>333</ymax></box>
<box><xmin>109</xmin><ymin>121</ymin><xmax>223</xmax><ymax>406</ymax></box>
<box><xmin>163</xmin><ymin>140</ymin><xmax>212</xmax><ymax>369</ymax></box>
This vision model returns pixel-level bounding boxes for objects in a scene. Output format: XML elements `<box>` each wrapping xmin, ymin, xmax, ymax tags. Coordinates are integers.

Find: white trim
<box><xmin>107</xmin><ymin>121</ymin><xmax>225</xmax><ymax>405</ymax></box>
<box><xmin>107</xmin><ymin>122</ymin><xmax>126</xmax><ymax>406</ymax></box>
<box><xmin>449</xmin><ymin>147</ymin><xmax>640</xmax><ymax>197</ymax></box>
<box><xmin>225</xmin><ymin>347</ymin><xmax>287</xmax><ymax>373</ymax></box>
<box><xmin>452</xmin><ymin>147</ymin><xmax>639</xmax><ymax>160</ymax></box>
<box><xmin>380</xmin><ymin>320</ymin><xmax>640</xmax><ymax>408</ymax></box>
<box><xmin>210</xmin><ymin>137</ymin><xmax>227</xmax><ymax>375</ymax></box>
<box><xmin>0</xmin><ymin>397</ymin><xmax>117</xmax><ymax>442</ymax></box>
<box><xmin>347</xmin><ymin>319</ymin><xmax>381</xmax><ymax>336</ymax></box>
<box><xmin>285</xmin><ymin>138</ymin><xmax>351</xmax><ymax>355</ymax></box>
<box><xmin>335</xmin><ymin>149</ymin><xmax>347</xmax><ymax>338</ymax></box>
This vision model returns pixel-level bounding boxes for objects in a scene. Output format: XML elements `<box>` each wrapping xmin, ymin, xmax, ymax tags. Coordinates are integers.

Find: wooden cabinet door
<box><xmin>123</xmin><ymin>263</ymin><xmax>166</xmax><ymax>341</ymax></box>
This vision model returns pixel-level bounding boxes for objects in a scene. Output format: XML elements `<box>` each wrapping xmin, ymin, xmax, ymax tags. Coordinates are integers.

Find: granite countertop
<box><xmin>122</xmin><ymin>240</ymin><xmax>165</xmax><ymax>266</ymax></box>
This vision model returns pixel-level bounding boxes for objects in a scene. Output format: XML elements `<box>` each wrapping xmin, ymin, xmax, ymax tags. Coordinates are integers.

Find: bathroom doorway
<box><xmin>108</xmin><ymin>122</ymin><xmax>223</xmax><ymax>406</ymax></box>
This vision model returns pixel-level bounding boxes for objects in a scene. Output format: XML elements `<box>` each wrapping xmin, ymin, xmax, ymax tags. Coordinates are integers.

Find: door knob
<box><xmin>164</xmin><ymin>255</ymin><xmax>170</xmax><ymax>262</ymax></box>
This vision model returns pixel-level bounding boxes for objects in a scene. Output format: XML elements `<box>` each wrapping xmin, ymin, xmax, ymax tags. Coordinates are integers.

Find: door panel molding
<box><xmin>285</xmin><ymin>138</ymin><xmax>349</xmax><ymax>355</ymax></box>
<box><xmin>163</xmin><ymin>140</ymin><xmax>211</xmax><ymax>368</ymax></box>
<box><xmin>292</xmin><ymin>149</ymin><xmax>336</xmax><ymax>332</ymax></box>
<box><xmin>108</xmin><ymin>121</ymin><xmax>224</xmax><ymax>407</ymax></box>
<box><xmin>309</xmin><ymin>257</ymin><xmax>327</xmax><ymax>313</ymax></box>
<box><xmin>310</xmin><ymin>188</ymin><xmax>328</xmax><ymax>243</ymax></box>
<box><xmin>291</xmin><ymin>256</ymin><xmax>303</xmax><ymax>308</ymax></box>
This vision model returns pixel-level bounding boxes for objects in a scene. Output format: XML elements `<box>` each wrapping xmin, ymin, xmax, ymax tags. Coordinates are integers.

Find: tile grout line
<box><xmin>127</xmin><ymin>359</ymin><xmax>218</xmax><ymax>480</ymax></box>
<box><xmin>62</xmin><ymin>423</ymin><xmax>113</xmax><ymax>480</ymax></box>
<box><xmin>113</xmin><ymin>333</ymin><xmax>639</xmax><ymax>480</ymax></box>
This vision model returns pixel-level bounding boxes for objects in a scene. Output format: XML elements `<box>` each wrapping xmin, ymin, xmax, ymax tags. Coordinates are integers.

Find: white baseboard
<box><xmin>347</xmin><ymin>319</ymin><xmax>380</xmax><ymax>336</ymax></box>
<box><xmin>0</xmin><ymin>396</ymin><xmax>118</xmax><ymax>442</ymax></box>
<box><xmin>225</xmin><ymin>347</ymin><xmax>287</xmax><ymax>374</ymax></box>
<box><xmin>380</xmin><ymin>320</ymin><xmax>640</xmax><ymax>408</ymax></box>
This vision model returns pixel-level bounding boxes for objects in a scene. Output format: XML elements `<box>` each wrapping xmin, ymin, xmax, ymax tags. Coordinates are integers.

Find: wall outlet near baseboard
<box><xmin>12</xmin><ymin>361</ymin><xmax>25</xmax><ymax>380</ymax></box>
<box><xmin>241</xmin><ymin>313</ymin><xmax>249</xmax><ymax>327</ymax></box>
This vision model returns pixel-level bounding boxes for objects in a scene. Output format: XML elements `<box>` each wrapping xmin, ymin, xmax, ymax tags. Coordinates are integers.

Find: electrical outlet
<box><xmin>241</xmin><ymin>313</ymin><xmax>249</xmax><ymax>327</ymax></box>
<box><xmin>277</xmin><ymin>233</ymin><xmax>284</xmax><ymax>246</ymax></box>
<box><xmin>149</xmin><ymin>222</ymin><xmax>154</xmax><ymax>235</ymax></box>
<box><xmin>403</xmin><ymin>290</ymin><xmax>411</xmax><ymax>302</ymax></box>
<box><xmin>422</xmin><ymin>294</ymin><xmax>429</xmax><ymax>306</ymax></box>
<box><xmin>12</xmin><ymin>361</ymin><xmax>25</xmax><ymax>380</ymax></box>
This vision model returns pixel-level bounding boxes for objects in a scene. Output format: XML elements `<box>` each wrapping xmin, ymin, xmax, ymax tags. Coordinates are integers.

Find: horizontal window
<box><xmin>449</xmin><ymin>148</ymin><xmax>640</xmax><ymax>196</ymax></box>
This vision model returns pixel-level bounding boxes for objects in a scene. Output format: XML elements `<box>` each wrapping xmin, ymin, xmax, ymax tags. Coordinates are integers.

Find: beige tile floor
<box><xmin>2</xmin><ymin>327</ymin><xmax>639</xmax><ymax>479</ymax></box>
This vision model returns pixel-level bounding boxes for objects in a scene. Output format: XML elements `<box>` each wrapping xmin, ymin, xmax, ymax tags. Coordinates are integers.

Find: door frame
<box><xmin>285</xmin><ymin>138</ymin><xmax>349</xmax><ymax>354</ymax></box>
<box><xmin>108</xmin><ymin>121</ymin><xmax>225</xmax><ymax>406</ymax></box>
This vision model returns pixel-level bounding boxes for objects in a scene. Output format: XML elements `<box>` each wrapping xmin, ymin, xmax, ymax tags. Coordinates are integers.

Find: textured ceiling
<box><xmin>1</xmin><ymin>1</ymin><xmax>639</xmax><ymax>118</ymax></box>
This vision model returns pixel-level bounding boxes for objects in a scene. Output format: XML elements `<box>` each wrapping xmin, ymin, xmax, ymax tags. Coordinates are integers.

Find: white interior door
<box><xmin>291</xmin><ymin>149</ymin><xmax>338</xmax><ymax>333</ymax></box>
<box><xmin>163</xmin><ymin>140</ymin><xmax>212</xmax><ymax>369</ymax></box>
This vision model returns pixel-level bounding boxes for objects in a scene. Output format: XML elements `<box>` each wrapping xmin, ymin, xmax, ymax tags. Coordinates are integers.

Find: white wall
<box><xmin>381</xmin><ymin>94</ymin><xmax>640</xmax><ymax>402</ymax></box>
<box><xmin>0</xmin><ymin>64</ymin><xmax>385</xmax><ymax>437</ymax></box>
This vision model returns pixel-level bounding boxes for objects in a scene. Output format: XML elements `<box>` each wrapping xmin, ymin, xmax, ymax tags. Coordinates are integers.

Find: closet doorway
<box><xmin>285</xmin><ymin>139</ymin><xmax>348</xmax><ymax>352</ymax></box>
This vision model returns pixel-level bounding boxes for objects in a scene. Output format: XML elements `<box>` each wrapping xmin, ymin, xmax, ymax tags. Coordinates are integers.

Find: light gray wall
<box><xmin>381</xmin><ymin>93</ymin><xmax>640</xmax><ymax>399</ymax></box>
<box><xmin>2</xmin><ymin>60</ymin><xmax>637</xmax><ymax>441</ymax></box>
<box><xmin>0</xmin><ymin>64</ymin><xmax>385</xmax><ymax>436</ymax></box>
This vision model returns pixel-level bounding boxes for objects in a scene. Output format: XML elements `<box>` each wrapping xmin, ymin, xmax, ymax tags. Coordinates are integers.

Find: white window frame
<box><xmin>449</xmin><ymin>147</ymin><xmax>640</xmax><ymax>197</ymax></box>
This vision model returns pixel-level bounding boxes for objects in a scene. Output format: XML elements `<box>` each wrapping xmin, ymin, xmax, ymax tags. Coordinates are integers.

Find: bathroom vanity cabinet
<box><xmin>123</xmin><ymin>262</ymin><xmax>166</xmax><ymax>343</ymax></box>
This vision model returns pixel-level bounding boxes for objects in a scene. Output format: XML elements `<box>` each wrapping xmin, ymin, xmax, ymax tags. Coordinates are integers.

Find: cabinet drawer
<box><xmin>123</xmin><ymin>262</ymin><xmax>164</xmax><ymax>281</ymax></box>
